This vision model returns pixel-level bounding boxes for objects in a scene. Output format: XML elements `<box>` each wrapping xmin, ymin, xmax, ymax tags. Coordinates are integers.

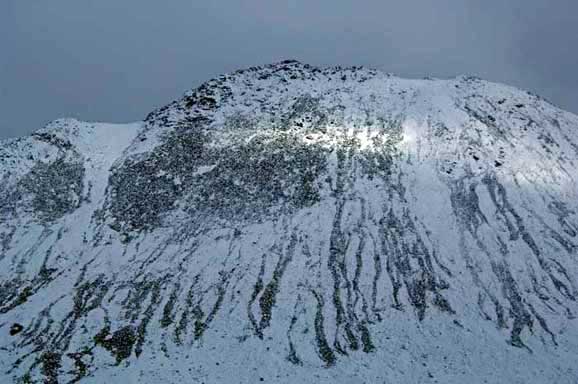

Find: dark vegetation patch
<box><xmin>94</xmin><ymin>325</ymin><xmax>137</xmax><ymax>365</ymax></box>
<box><xmin>18</xmin><ymin>157</ymin><xmax>84</xmax><ymax>222</ymax></box>
<box><xmin>107</xmin><ymin>124</ymin><xmax>327</xmax><ymax>233</ymax></box>
<box><xmin>0</xmin><ymin>267</ymin><xmax>60</xmax><ymax>314</ymax></box>
<box><xmin>186</xmin><ymin>133</ymin><xmax>327</xmax><ymax>221</ymax></box>
<box><xmin>110</xmin><ymin>92</ymin><xmax>410</xmax><ymax>236</ymax></box>
<box><xmin>32</xmin><ymin>132</ymin><xmax>73</xmax><ymax>150</ymax></box>
<box><xmin>40</xmin><ymin>351</ymin><xmax>61</xmax><ymax>384</ymax></box>
<box><xmin>107</xmin><ymin>128</ymin><xmax>209</xmax><ymax>232</ymax></box>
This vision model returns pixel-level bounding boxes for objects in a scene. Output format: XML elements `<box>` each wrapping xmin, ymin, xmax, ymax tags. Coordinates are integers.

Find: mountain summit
<box><xmin>1</xmin><ymin>61</ymin><xmax>578</xmax><ymax>383</ymax></box>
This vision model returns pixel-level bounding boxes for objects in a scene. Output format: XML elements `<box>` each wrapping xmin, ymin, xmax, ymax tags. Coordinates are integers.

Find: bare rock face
<box><xmin>1</xmin><ymin>61</ymin><xmax>578</xmax><ymax>383</ymax></box>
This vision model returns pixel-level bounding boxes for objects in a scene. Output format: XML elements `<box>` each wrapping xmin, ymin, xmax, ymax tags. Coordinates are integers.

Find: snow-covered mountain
<box><xmin>1</xmin><ymin>60</ymin><xmax>578</xmax><ymax>383</ymax></box>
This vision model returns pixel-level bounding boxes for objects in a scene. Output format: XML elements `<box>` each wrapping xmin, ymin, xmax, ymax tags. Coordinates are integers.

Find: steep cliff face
<box><xmin>1</xmin><ymin>61</ymin><xmax>578</xmax><ymax>383</ymax></box>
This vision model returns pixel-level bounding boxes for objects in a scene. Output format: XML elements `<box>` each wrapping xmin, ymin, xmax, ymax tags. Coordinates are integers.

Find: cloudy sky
<box><xmin>2</xmin><ymin>0</ymin><xmax>577</xmax><ymax>138</ymax></box>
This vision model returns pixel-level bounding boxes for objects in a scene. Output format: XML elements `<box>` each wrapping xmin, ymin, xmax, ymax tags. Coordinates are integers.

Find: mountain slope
<box><xmin>1</xmin><ymin>61</ymin><xmax>578</xmax><ymax>383</ymax></box>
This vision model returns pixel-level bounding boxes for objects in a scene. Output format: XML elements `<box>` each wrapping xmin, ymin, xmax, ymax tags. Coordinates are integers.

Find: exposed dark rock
<box><xmin>9</xmin><ymin>323</ymin><xmax>23</xmax><ymax>336</ymax></box>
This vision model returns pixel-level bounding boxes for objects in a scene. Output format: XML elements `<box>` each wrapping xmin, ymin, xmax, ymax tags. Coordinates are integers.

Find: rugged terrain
<box><xmin>1</xmin><ymin>60</ymin><xmax>578</xmax><ymax>383</ymax></box>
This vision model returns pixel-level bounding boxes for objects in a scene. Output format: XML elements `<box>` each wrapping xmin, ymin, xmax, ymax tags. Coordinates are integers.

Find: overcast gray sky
<box><xmin>2</xmin><ymin>1</ymin><xmax>577</xmax><ymax>139</ymax></box>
